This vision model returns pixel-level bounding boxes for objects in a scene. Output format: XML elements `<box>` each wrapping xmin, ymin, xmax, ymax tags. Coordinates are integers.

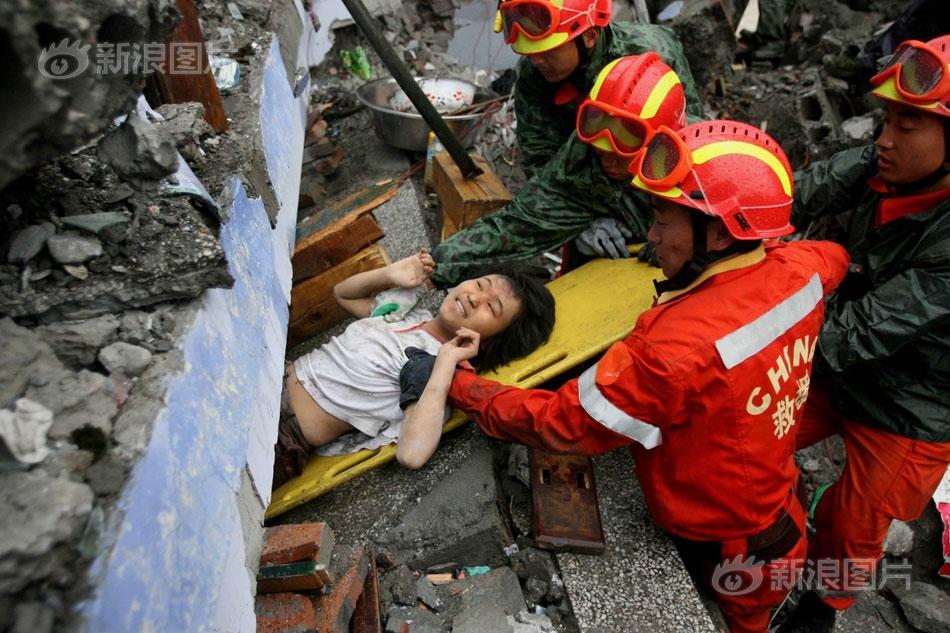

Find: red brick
<box><xmin>255</xmin><ymin>592</ymin><xmax>317</xmax><ymax>633</ymax></box>
<box><xmin>351</xmin><ymin>550</ymin><xmax>381</xmax><ymax>633</ymax></box>
<box><xmin>314</xmin><ymin>545</ymin><xmax>369</xmax><ymax>633</ymax></box>
<box><xmin>261</xmin><ymin>523</ymin><xmax>335</xmax><ymax>567</ymax></box>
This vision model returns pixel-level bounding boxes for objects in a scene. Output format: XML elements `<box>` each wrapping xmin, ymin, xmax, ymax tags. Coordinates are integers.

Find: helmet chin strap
<box><xmin>653</xmin><ymin>213</ymin><xmax>756</xmax><ymax>295</ymax></box>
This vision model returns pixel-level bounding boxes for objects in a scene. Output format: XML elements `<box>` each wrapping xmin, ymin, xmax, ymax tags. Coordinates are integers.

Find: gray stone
<box><xmin>384</xmin><ymin>605</ymin><xmax>443</xmax><ymax>633</ymax></box>
<box><xmin>452</xmin><ymin>604</ymin><xmax>511</xmax><ymax>633</ymax></box>
<box><xmin>377</xmin><ymin>439</ymin><xmax>512</xmax><ymax>570</ymax></box>
<box><xmin>63</xmin><ymin>265</ymin><xmax>89</xmax><ymax>280</ymax></box>
<box><xmin>26</xmin><ymin>368</ymin><xmax>117</xmax><ymax>439</ymax></box>
<box><xmin>98</xmin><ymin>342</ymin><xmax>153</xmax><ymax>377</ymax></box>
<box><xmin>884</xmin><ymin>519</ymin><xmax>915</xmax><ymax>557</ymax></box>
<box><xmin>842</xmin><ymin>114</ymin><xmax>877</xmax><ymax>143</ymax></box>
<box><xmin>36</xmin><ymin>315</ymin><xmax>120</xmax><ymax>367</ymax></box>
<box><xmin>84</xmin><ymin>455</ymin><xmax>128</xmax><ymax>496</ymax></box>
<box><xmin>155</xmin><ymin>102</ymin><xmax>214</xmax><ymax>147</ymax></box>
<box><xmin>7</xmin><ymin>223</ymin><xmax>55</xmax><ymax>264</ymax></box>
<box><xmin>898</xmin><ymin>582</ymin><xmax>950</xmax><ymax>633</ymax></box>
<box><xmin>119</xmin><ymin>310</ymin><xmax>155</xmax><ymax>344</ymax></box>
<box><xmin>12</xmin><ymin>601</ymin><xmax>55</xmax><ymax>633</ymax></box>
<box><xmin>389</xmin><ymin>564</ymin><xmax>419</xmax><ymax>606</ymax></box>
<box><xmin>97</xmin><ymin>114</ymin><xmax>179</xmax><ymax>182</ymax></box>
<box><xmin>46</xmin><ymin>234</ymin><xmax>103</xmax><ymax>265</ymax></box>
<box><xmin>415</xmin><ymin>575</ymin><xmax>442</xmax><ymax>610</ymax></box>
<box><xmin>511</xmin><ymin>611</ymin><xmax>554</xmax><ymax>632</ymax></box>
<box><xmin>437</xmin><ymin>567</ymin><xmax>526</xmax><ymax>622</ymax></box>
<box><xmin>0</xmin><ymin>469</ymin><xmax>94</xmax><ymax>593</ymax></box>
<box><xmin>0</xmin><ymin>318</ymin><xmax>61</xmax><ymax>408</ymax></box>
<box><xmin>39</xmin><ymin>446</ymin><xmax>95</xmax><ymax>482</ymax></box>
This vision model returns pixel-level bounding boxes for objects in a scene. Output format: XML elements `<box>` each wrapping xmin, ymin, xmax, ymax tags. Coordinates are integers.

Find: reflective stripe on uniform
<box><xmin>715</xmin><ymin>273</ymin><xmax>823</xmax><ymax>370</ymax></box>
<box><xmin>578</xmin><ymin>364</ymin><xmax>662</xmax><ymax>449</ymax></box>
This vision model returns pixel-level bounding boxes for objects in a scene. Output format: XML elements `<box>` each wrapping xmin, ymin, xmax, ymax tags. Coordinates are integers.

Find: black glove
<box><xmin>399</xmin><ymin>347</ymin><xmax>438</xmax><ymax>410</ymax></box>
<box><xmin>637</xmin><ymin>242</ymin><xmax>659</xmax><ymax>267</ymax></box>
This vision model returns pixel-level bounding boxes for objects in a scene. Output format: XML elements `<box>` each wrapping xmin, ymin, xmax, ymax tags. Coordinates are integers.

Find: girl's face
<box><xmin>437</xmin><ymin>274</ymin><xmax>522</xmax><ymax>339</ymax></box>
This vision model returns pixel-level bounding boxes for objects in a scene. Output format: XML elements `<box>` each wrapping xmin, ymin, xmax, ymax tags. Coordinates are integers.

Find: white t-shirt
<box><xmin>292</xmin><ymin>287</ymin><xmax>447</xmax><ymax>451</ymax></box>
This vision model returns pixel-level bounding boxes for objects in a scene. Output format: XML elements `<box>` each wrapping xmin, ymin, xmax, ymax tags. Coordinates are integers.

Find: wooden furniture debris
<box><xmin>151</xmin><ymin>0</ymin><xmax>228</xmax><ymax>132</ymax></box>
<box><xmin>292</xmin><ymin>180</ymin><xmax>398</xmax><ymax>283</ymax></box>
<box><xmin>288</xmin><ymin>244</ymin><xmax>391</xmax><ymax>348</ymax></box>
<box><xmin>530</xmin><ymin>448</ymin><xmax>606</xmax><ymax>554</ymax></box>
<box><xmin>431</xmin><ymin>152</ymin><xmax>512</xmax><ymax>239</ymax></box>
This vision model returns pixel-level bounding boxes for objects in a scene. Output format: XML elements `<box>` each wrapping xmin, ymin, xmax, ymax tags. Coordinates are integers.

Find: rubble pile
<box><xmin>0</xmin><ymin>1</ymin><xmax>286</xmax><ymax>630</ymax></box>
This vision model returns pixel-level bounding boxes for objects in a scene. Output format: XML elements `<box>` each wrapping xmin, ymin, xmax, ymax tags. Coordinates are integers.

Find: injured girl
<box><xmin>273</xmin><ymin>249</ymin><xmax>555</xmax><ymax>487</ymax></box>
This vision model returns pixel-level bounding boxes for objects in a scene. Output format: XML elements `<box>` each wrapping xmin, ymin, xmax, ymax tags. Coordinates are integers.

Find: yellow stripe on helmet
<box><xmin>513</xmin><ymin>30</ymin><xmax>570</xmax><ymax>54</ymax></box>
<box><xmin>692</xmin><ymin>141</ymin><xmax>792</xmax><ymax>196</ymax></box>
<box><xmin>589</xmin><ymin>58</ymin><xmax>623</xmax><ymax>100</ymax></box>
<box><xmin>640</xmin><ymin>70</ymin><xmax>681</xmax><ymax>120</ymax></box>
<box><xmin>871</xmin><ymin>76</ymin><xmax>940</xmax><ymax>110</ymax></box>
<box><xmin>631</xmin><ymin>174</ymin><xmax>684</xmax><ymax>198</ymax></box>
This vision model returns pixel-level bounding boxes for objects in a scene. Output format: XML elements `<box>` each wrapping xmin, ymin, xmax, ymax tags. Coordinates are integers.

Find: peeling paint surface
<box><xmin>82</xmin><ymin>177</ymin><xmax>289</xmax><ymax>633</ymax></box>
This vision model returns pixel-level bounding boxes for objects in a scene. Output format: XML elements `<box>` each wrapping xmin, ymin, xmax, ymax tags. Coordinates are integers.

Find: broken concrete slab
<box><xmin>0</xmin><ymin>318</ymin><xmax>61</xmax><ymax>407</ymax></box>
<box><xmin>436</xmin><ymin>567</ymin><xmax>526</xmax><ymax>622</ymax></box>
<box><xmin>36</xmin><ymin>315</ymin><xmax>120</xmax><ymax>367</ymax></box>
<box><xmin>97</xmin><ymin>114</ymin><xmax>179</xmax><ymax>183</ymax></box>
<box><xmin>556</xmin><ymin>449</ymin><xmax>716</xmax><ymax>632</ymax></box>
<box><xmin>25</xmin><ymin>367</ymin><xmax>118</xmax><ymax>440</ymax></box>
<box><xmin>7</xmin><ymin>224</ymin><xmax>55</xmax><ymax>265</ymax></box>
<box><xmin>376</xmin><ymin>432</ymin><xmax>512</xmax><ymax>570</ymax></box>
<box><xmin>896</xmin><ymin>581</ymin><xmax>950</xmax><ymax>633</ymax></box>
<box><xmin>452</xmin><ymin>604</ymin><xmax>511</xmax><ymax>633</ymax></box>
<box><xmin>46</xmin><ymin>234</ymin><xmax>104</xmax><ymax>266</ymax></box>
<box><xmin>0</xmin><ymin>470</ymin><xmax>94</xmax><ymax>593</ymax></box>
<box><xmin>384</xmin><ymin>605</ymin><xmax>443</xmax><ymax>633</ymax></box>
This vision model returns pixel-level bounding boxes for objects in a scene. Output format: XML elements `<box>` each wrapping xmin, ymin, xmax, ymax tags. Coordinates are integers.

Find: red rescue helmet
<box><xmin>870</xmin><ymin>35</ymin><xmax>950</xmax><ymax>118</ymax></box>
<box><xmin>495</xmin><ymin>0</ymin><xmax>612</xmax><ymax>56</ymax></box>
<box><xmin>630</xmin><ymin>120</ymin><xmax>795</xmax><ymax>240</ymax></box>
<box><xmin>575</xmin><ymin>53</ymin><xmax>687</xmax><ymax>157</ymax></box>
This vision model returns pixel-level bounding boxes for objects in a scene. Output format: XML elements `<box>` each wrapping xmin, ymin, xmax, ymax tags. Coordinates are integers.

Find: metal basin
<box><xmin>356</xmin><ymin>77</ymin><xmax>491</xmax><ymax>151</ymax></box>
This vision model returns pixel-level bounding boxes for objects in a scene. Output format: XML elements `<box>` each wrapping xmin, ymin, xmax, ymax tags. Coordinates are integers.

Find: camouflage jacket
<box><xmin>515</xmin><ymin>21</ymin><xmax>703</xmax><ymax>179</ymax></box>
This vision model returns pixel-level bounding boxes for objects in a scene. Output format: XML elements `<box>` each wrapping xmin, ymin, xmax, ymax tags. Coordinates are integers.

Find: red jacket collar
<box><xmin>868</xmin><ymin>175</ymin><xmax>950</xmax><ymax>227</ymax></box>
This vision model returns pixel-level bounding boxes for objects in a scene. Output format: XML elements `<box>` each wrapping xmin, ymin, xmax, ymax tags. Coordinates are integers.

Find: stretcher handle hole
<box><xmin>514</xmin><ymin>352</ymin><xmax>569</xmax><ymax>383</ymax></box>
<box><xmin>541</xmin><ymin>468</ymin><xmax>552</xmax><ymax>485</ymax></box>
<box><xmin>576</xmin><ymin>472</ymin><xmax>589</xmax><ymax>489</ymax></box>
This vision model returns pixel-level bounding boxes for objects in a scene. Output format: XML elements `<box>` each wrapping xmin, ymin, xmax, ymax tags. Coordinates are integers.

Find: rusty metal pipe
<box><xmin>340</xmin><ymin>0</ymin><xmax>483</xmax><ymax>179</ymax></box>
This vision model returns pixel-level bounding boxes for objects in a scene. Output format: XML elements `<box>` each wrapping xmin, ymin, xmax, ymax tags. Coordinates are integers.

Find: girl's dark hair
<box><xmin>465</xmin><ymin>264</ymin><xmax>556</xmax><ymax>374</ymax></box>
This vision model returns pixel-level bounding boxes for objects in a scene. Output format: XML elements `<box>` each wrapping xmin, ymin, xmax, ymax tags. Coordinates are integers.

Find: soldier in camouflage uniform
<box><xmin>430</xmin><ymin>0</ymin><xmax>701</xmax><ymax>287</ymax></box>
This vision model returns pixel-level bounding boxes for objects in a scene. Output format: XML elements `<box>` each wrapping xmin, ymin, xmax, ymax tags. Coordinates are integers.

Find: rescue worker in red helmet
<box><xmin>431</xmin><ymin>53</ymin><xmax>689</xmax><ymax>286</ymax></box>
<box><xmin>428</xmin><ymin>2</ymin><xmax>703</xmax><ymax>285</ymax></box>
<box><xmin>403</xmin><ymin>121</ymin><xmax>850</xmax><ymax>633</ymax></box>
<box><xmin>778</xmin><ymin>34</ymin><xmax>950</xmax><ymax>633</ymax></box>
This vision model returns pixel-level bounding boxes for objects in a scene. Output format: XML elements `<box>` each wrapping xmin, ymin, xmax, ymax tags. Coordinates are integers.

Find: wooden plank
<box><xmin>293</xmin><ymin>213</ymin><xmax>384</xmax><ymax>283</ymax></box>
<box><xmin>432</xmin><ymin>152</ymin><xmax>511</xmax><ymax>231</ymax></box>
<box><xmin>296</xmin><ymin>179</ymin><xmax>400</xmax><ymax>242</ymax></box>
<box><xmin>288</xmin><ymin>244</ymin><xmax>391</xmax><ymax>348</ymax></box>
<box><xmin>257</xmin><ymin>561</ymin><xmax>333</xmax><ymax>594</ymax></box>
<box><xmin>350</xmin><ymin>549</ymin><xmax>381</xmax><ymax>633</ymax></box>
<box><xmin>152</xmin><ymin>0</ymin><xmax>228</xmax><ymax>132</ymax></box>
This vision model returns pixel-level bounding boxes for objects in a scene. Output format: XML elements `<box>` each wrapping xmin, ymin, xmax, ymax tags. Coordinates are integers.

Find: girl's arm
<box><xmin>396</xmin><ymin>328</ymin><xmax>479</xmax><ymax>469</ymax></box>
<box><xmin>333</xmin><ymin>249</ymin><xmax>434</xmax><ymax>318</ymax></box>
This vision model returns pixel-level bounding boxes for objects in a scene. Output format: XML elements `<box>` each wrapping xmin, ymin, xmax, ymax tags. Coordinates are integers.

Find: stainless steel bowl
<box><xmin>356</xmin><ymin>77</ymin><xmax>491</xmax><ymax>152</ymax></box>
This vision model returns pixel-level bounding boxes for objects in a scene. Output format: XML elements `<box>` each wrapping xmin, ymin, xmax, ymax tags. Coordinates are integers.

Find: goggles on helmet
<box><xmin>871</xmin><ymin>39</ymin><xmax>950</xmax><ymax>104</ymax></box>
<box><xmin>498</xmin><ymin>0</ymin><xmax>588</xmax><ymax>43</ymax></box>
<box><xmin>576</xmin><ymin>98</ymin><xmax>651</xmax><ymax>156</ymax></box>
<box><xmin>630</xmin><ymin>126</ymin><xmax>693</xmax><ymax>189</ymax></box>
